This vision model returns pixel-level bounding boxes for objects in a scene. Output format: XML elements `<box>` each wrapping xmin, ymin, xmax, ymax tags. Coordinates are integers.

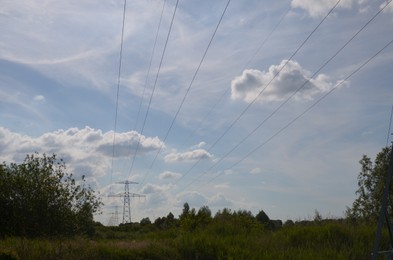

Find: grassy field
<box><xmin>0</xmin><ymin>220</ymin><xmax>390</xmax><ymax>259</ymax></box>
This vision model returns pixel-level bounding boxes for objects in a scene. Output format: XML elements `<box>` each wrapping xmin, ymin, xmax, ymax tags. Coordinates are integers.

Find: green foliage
<box><xmin>179</xmin><ymin>203</ymin><xmax>198</xmax><ymax>231</ymax></box>
<box><xmin>0</xmin><ymin>153</ymin><xmax>102</xmax><ymax>237</ymax></box>
<box><xmin>349</xmin><ymin>146</ymin><xmax>392</xmax><ymax>222</ymax></box>
<box><xmin>140</xmin><ymin>217</ymin><xmax>151</xmax><ymax>226</ymax></box>
<box><xmin>154</xmin><ymin>212</ymin><xmax>179</xmax><ymax>230</ymax></box>
<box><xmin>0</xmin><ymin>220</ymin><xmax>383</xmax><ymax>259</ymax></box>
<box><xmin>0</xmin><ymin>248</ymin><xmax>19</xmax><ymax>260</ymax></box>
<box><xmin>256</xmin><ymin>209</ymin><xmax>270</xmax><ymax>224</ymax></box>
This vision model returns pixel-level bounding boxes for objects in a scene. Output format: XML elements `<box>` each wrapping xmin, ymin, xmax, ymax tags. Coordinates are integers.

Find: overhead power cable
<box><xmin>138</xmin><ymin>0</ymin><xmax>232</xmax><ymax>188</ymax></box>
<box><xmin>110</xmin><ymin>0</ymin><xmax>127</xmax><ymax>186</ymax></box>
<box><xmin>119</xmin><ymin>0</ymin><xmax>167</xmax><ymax>177</ymax></box>
<box><xmin>194</xmin><ymin>38</ymin><xmax>393</xmax><ymax>191</ymax></box>
<box><xmin>178</xmin><ymin>0</ymin><xmax>392</xmax><ymax>191</ymax></box>
<box><xmin>181</xmin><ymin>4</ymin><xmax>291</xmax><ymax>146</ymax></box>
<box><xmin>127</xmin><ymin>0</ymin><xmax>179</xmax><ymax>179</ymax></box>
<box><xmin>173</xmin><ymin>0</ymin><xmax>341</xmax><ymax>186</ymax></box>
<box><xmin>133</xmin><ymin>0</ymin><xmax>167</xmax><ymax>132</ymax></box>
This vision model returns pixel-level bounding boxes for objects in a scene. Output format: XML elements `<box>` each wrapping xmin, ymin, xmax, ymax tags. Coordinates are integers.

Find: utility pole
<box><xmin>372</xmin><ymin>139</ymin><xmax>393</xmax><ymax>259</ymax></box>
<box><xmin>108</xmin><ymin>180</ymin><xmax>145</xmax><ymax>224</ymax></box>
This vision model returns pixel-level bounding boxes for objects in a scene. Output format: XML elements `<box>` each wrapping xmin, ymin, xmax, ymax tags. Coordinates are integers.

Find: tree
<box><xmin>256</xmin><ymin>210</ymin><xmax>270</xmax><ymax>226</ymax></box>
<box><xmin>179</xmin><ymin>203</ymin><xmax>197</xmax><ymax>231</ymax></box>
<box><xmin>0</xmin><ymin>153</ymin><xmax>102</xmax><ymax>237</ymax></box>
<box><xmin>349</xmin><ymin>146</ymin><xmax>392</xmax><ymax>222</ymax></box>
<box><xmin>140</xmin><ymin>217</ymin><xmax>151</xmax><ymax>226</ymax></box>
<box><xmin>313</xmin><ymin>209</ymin><xmax>323</xmax><ymax>222</ymax></box>
<box><xmin>181</xmin><ymin>202</ymin><xmax>190</xmax><ymax>217</ymax></box>
<box><xmin>196</xmin><ymin>206</ymin><xmax>212</xmax><ymax>227</ymax></box>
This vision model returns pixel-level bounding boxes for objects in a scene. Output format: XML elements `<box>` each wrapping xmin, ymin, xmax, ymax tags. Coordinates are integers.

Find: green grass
<box><xmin>0</xmin><ymin>221</ymin><xmax>390</xmax><ymax>259</ymax></box>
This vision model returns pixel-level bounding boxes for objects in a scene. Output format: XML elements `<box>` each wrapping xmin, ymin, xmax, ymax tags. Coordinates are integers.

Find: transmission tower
<box><xmin>372</xmin><ymin>139</ymin><xmax>393</xmax><ymax>259</ymax></box>
<box><xmin>107</xmin><ymin>205</ymin><xmax>120</xmax><ymax>226</ymax></box>
<box><xmin>108</xmin><ymin>180</ymin><xmax>145</xmax><ymax>224</ymax></box>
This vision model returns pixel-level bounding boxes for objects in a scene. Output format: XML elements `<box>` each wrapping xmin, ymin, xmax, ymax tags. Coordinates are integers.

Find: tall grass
<box><xmin>0</xmin><ymin>221</ymin><xmax>389</xmax><ymax>259</ymax></box>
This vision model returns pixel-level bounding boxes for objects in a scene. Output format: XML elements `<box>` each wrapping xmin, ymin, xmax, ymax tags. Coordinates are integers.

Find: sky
<box><xmin>1</xmin><ymin>0</ymin><xmax>393</xmax><ymax>225</ymax></box>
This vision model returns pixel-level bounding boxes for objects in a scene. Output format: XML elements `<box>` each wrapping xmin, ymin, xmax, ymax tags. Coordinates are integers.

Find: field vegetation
<box><xmin>0</xmin><ymin>213</ymin><xmax>390</xmax><ymax>259</ymax></box>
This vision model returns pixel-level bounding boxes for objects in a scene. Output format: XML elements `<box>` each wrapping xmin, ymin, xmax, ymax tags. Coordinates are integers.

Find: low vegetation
<box><xmin>0</xmin><ymin>215</ymin><xmax>389</xmax><ymax>259</ymax></box>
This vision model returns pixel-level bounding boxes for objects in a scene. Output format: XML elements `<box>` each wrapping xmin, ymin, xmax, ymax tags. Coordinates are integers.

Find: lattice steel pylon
<box><xmin>107</xmin><ymin>205</ymin><xmax>120</xmax><ymax>226</ymax></box>
<box><xmin>372</xmin><ymin>140</ymin><xmax>393</xmax><ymax>259</ymax></box>
<box><xmin>108</xmin><ymin>180</ymin><xmax>145</xmax><ymax>224</ymax></box>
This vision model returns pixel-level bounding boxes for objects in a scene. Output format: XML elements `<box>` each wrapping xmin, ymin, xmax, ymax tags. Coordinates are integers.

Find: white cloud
<box><xmin>214</xmin><ymin>183</ymin><xmax>230</xmax><ymax>189</ymax></box>
<box><xmin>291</xmin><ymin>0</ymin><xmax>370</xmax><ymax>18</ymax></box>
<box><xmin>159</xmin><ymin>171</ymin><xmax>182</xmax><ymax>180</ymax></box>
<box><xmin>136</xmin><ymin>183</ymin><xmax>172</xmax><ymax>209</ymax></box>
<box><xmin>175</xmin><ymin>191</ymin><xmax>209</xmax><ymax>208</ymax></box>
<box><xmin>231</xmin><ymin>60</ymin><xmax>338</xmax><ymax>103</ymax></box>
<box><xmin>250</xmin><ymin>167</ymin><xmax>263</xmax><ymax>174</ymax></box>
<box><xmin>381</xmin><ymin>1</ymin><xmax>393</xmax><ymax>13</ymax></box>
<box><xmin>140</xmin><ymin>183</ymin><xmax>170</xmax><ymax>195</ymax></box>
<box><xmin>208</xmin><ymin>193</ymin><xmax>233</xmax><ymax>207</ymax></box>
<box><xmin>97</xmin><ymin>130</ymin><xmax>164</xmax><ymax>157</ymax></box>
<box><xmin>0</xmin><ymin>126</ymin><xmax>164</xmax><ymax>180</ymax></box>
<box><xmin>33</xmin><ymin>95</ymin><xmax>45</xmax><ymax>102</ymax></box>
<box><xmin>190</xmin><ymin>141</ymin><xmax>207</xmax><ymax>149</ymax></box>
<box><xmin>164</xmin><ymin>148</ymin><xmax>213</xmax><ymax>163</ymax></box>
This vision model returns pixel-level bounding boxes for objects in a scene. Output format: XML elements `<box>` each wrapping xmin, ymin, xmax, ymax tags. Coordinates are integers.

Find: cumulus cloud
<box><xmin>250</xmin><ymin>167</ymin><xmax>263</xmax><ymax>174</ymax></box>
<box><xmin>231</xmin><ymin>60</ymin><xmax>339</xmax><ymax>103</ymax></box>
<box><xmin>159</xmin><ymin>171</ymin><xmax>182</xmax><ymax>180</ymax></box>
<box><xmin>138</xmin><ymin>183</ymin><xmax>173</xmax><ymax>208</ymax></box>
<box><xmin>190</xmin><ymin>141</ymin><xmax>207</xmax><ymax>149</ymax></box>
<box><xmin>291</xmin><ymin>0</ymin><xmax>370</xmax><ymax>18</ymax></box>
<box><xmin>0</xmin><ymin>126</ymin><xmax>164</xmax><ymax>180</ymax></box>
<box><xmin>214</xmin><ymin>183</ymin><xmax>230</xmax><ymax>189</ymax></box>
<box><xmin>140</xmin><ymin>183</ymin><xmax>169</xmax><ymax>194</ymax></box>
<box><xmin>33</xmin><ymin>95</ymin><xmax>45</xmax><ymax>102</ymax></box>
<box><xmin>176</xmin><ymin>191</ymin><xmax>209</xmax><ymax>208</ymax></box>
<box><xmin>208</xmin><ymin>193</ymin><xmax>233</xmax><ymax>207</ymax></box>
<box><xmin>164</xmin><ymin>149</ymin><xmax>213</xmax><ymax>163</ymax></box>
<box><xmin>96</xmin><ymin>130</ymin><xmax>163</xmax><ymax>157</ymax></box>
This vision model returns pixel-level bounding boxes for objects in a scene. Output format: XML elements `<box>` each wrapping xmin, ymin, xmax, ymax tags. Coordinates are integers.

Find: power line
<box><xmin>195</xmin><ymin>38</ymin><xmax>393</xmax><ymax>191</ymax></box>
<box><xmin>118</xmin><ymin>0</ymin><xmax>167</xmax><ymax>178</ymax></box>
<box><xmin>243</xmin><ymin>5</ymin><xmax>291</xmax><ymax>70</ymax></box>
<box><xmin>173</xmin><ymin>0</ymin><xmax>341</xmax><ymax>186</ymax></box>
<box><xmin>127</xmin><ymin>0</ymin><xmax>179</xmax><ymax>179</ymax></box>
<box><xmin>133</xmin><ymin>0</ymin><xmax>167</xmax><ymax>133</ymax></box>
<box><xmin>110</xmin><ymin>0</ymin><xmax>127</xmax><ymax>187</ymax></box>
<box><xmin>180</xmin><ymin>4</ymin><xmax>291</xmax><ymax>146</ymax></box>
<box><xmin>178</xmin><ymin>0</ymin><xmax>392</xmax><ymax>191</ymax></box>
<box><xmin>138</xmin><ymin>0</ymin><xmax>232</xmax><ymax>188</ymax></box>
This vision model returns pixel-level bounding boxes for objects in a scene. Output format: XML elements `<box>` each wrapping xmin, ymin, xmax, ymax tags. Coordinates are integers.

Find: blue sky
<box><xmin>1</xmin><ymin>0</ymin><xmax>393</xmax><ymax>224</ymax></box>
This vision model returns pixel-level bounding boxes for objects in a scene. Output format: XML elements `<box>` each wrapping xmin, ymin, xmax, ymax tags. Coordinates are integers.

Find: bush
<box><xmin>0</xmin><ymin>153</ymin><xmax>102</xmax><ymax>237</ymax></box>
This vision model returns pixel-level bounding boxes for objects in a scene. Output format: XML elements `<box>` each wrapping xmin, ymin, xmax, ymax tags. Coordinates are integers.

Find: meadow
<box><xmin>0</xmin><ymin>218</ymin><xmax>389</xmax><ymax>260</ymax></box>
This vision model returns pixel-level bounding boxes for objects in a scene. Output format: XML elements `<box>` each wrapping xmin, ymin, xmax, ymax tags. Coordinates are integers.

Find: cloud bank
<box><xmin>0</xmin><ymin>126</ymin><xmax>164</xmax><ymax>179</ymax></box>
